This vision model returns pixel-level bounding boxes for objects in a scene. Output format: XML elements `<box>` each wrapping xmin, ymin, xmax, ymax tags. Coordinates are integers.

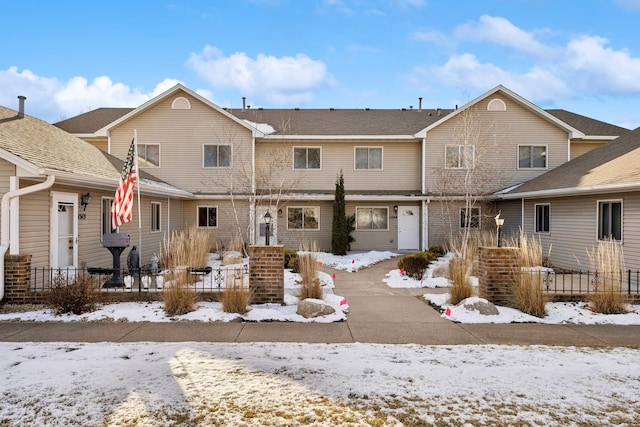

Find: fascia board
<box><xmin>500</xmin><ymin>182</ymin><xmax>640</xmax><ymax>199</ymax></box>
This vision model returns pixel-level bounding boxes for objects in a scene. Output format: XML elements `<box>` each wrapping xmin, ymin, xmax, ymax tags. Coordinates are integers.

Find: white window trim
<box><xmin>197</xmin><ymin>205</ymin><xmax>218</xmax><ymax>228</ymax></box>
<box><xmin>138</xmin><ymin>143</ymin><xmax>161</xmax><ymax>168</ymax></box>
<box><xmin>286</xmin><ymin>206</ymin><xmax>321</xmax><ymax>230</ymax></box>
<box><xmin>459</xmin><ymin>206</ymin><xmax>481</xmax><ymax>229</ymax></box>
<box><xmin>596</xmin><ymin>199</ymin><xmax>623</xmax><ymax>242</ymax></box>
<box><xmin>171</xmin><ymin>96</ymin><xmax>191</xmax><ymax>110</ymax></box>
<box><xmin>292</xmin><ymin>146</ymin><xmax>322</xmax><ymax>170</ymax></box>
<box><xmin>151</xmin><ymin>202</ymin><xmax>161</xmax><ymax>233</ymax></box>
<box><xmin>534</xmin><ymin>203</ymin><xmax>550</xmax><ymax>234</ymax></box>
<box><xmin>517</xmin><ymin>144</ymin><xmax>548</xmax><ymax>170</ymax></box>
<box><xmin>354</xmin><ymin>146</ymin><xmax>384</xmax><ymax>170</ymax></box>
<box><xmin>355</xmin><ymin>206</ymin><xmax>389</xmax><ymax>231</ymax></box>
<box><xmin>202</xmin><ymin>144</ymin><xmax>233</xmax><ymax>169</ymax></box>
<box><xmin>100</xmin><ymin>196</ymin><xmax>114</xmax><ymax>241</ymax></box>
<box><xmin>487</xmin><ymin>98</ymin><xmax>506</xmax><ymax>111</ymax></box>
<box><xmin>445</xmin><ymin>145</ymin><xmax>475</xmax><ymax>169</ymax></box>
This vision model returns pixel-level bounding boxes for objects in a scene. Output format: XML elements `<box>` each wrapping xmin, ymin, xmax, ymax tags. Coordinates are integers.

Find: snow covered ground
<box><xmin>1</xmin><ymin>251</ymin><xmax>640</xmax><ymax>426</ymax></box>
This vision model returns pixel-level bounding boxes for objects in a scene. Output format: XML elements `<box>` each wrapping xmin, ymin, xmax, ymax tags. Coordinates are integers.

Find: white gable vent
<box><xmin>487</xmin><ymin>98</ymin><xmax>506</xmax><ymax>111</ymax></box>
<box><xmin>172</xmin><ymin>97</ymin><xmax>191</xmax><ymax>110</ymax></box>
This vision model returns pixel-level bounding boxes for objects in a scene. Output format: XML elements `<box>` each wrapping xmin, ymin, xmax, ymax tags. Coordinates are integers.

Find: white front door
<box><xmin>397</xmin><ymin>206</ymin><xmax>420</xmax><ymax>250</ymax></box>
<box><xmin>50</xmin><ymin>192</ymin><xmax>78</xmax><ymax>268</ymax></box>
<box><xmin>255</xmin><ymin>206</ymin><xmax>277</xmax><ymax>245</ymax></box>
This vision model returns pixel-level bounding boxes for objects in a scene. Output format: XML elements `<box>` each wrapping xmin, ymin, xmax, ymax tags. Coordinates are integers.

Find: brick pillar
<box><xmin>4</xmin><ymin>253</ymin><xmax>33</xmax><ymax>303</ymax></box>
<box><xmin>478</xmin><ymin>246</ymin><xmax>519</xmax><ymax>308</ymax></box>
<box><xmin>249</xmin><ymin>245</ymin><xmax>284</xmax><ymax>304</ymax></box>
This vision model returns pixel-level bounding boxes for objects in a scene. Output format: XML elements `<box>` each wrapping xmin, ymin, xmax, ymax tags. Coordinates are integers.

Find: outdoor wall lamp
<box><xmin>495</xmin><ymin>212</ymin><xmax>505</xmax><ymax>247</ymax></box>
<box><xmin>393</xmin><ymin>205</ymin><xmax>398</xmax><ymax>214</ymax></box>
<box><xmin>80</xmin><ymin>193</ymin><xmax>93</xmax><ymax>211</ymax></box>
<box><xmin>264</xmin><ymin>211</ymin><xmax>272</xmax><ymax>246</ymax></box>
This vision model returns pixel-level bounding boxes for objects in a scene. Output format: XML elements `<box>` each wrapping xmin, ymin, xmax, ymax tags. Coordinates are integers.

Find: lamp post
<box><xmin>264</xmin><ymin>211</ymin><xmax>272</xmax><ymax>246</ymax></box>
<box><xmin>495</xmin><ymin>213</ymin><xmax>505</xmax><ymax>247</ymax></box>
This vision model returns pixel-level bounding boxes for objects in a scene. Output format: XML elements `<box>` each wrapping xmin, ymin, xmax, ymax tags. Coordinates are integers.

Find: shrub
<box><xmin>47</xmin><ymin>273</ymin><xmax>99</xmax><ymax>315</ymax></box>
<box><xmin>428</xmin><ymin>245</ymin><xmax>447</xmax><ymax>258</ymax></box>
<box><xmin>398</xmin><ymin>253</ymin><xmax>431</xmax><ymax>280</ymax></box>
<box><xmin>448</xmin><ymin>257</ymin><xmax>473</xmax><ymax>305</ymax></box>
<box><xmin>162</xmin><ymin>274</ymin><xmax>198</xmax><ymax>316</ymax></box>
<box><xmin>298</xmin><ymin>252</ymin><xmax>322</xmax><ymax>300</ymax></box>
<box><xmin>284</xmin><ymin>248</ymin><xmax>300</xmax><ymax>273</ymax></box>
<box><xmin>588</xmin><ymin>239</ymin><xmax>627</xmax><ymax>314</ymax></box>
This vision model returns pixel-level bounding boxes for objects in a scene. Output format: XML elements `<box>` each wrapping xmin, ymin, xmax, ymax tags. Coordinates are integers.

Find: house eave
<box><xmin>260</xmin><ymin>134</ymin><xmax>419</xmax><ymax>141</ymax></box>
<box><xmin>500</xmin><ymin>182</ymin><xmax>640</xmax><ymax>199</ymax></box>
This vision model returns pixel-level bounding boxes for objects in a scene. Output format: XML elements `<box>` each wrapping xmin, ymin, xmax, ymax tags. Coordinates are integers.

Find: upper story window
<box><xmin>138</xmin><ymin>144</ymin><xmax>160</xmax><ymax>167</ymax></box>
<box><xmin>355</xmin><ymin>147</ymin><xmax>383</xmax><ymax>170</ymax></box>
<box><xmin>293</xmin><ymin>147</ymin><xmax>321</xmax><ymax>169</ymax></box>
<box><xmin>356</xmin><ymin>207</ymin><xmax>388</xmax><ymax>230</ymax></box>
<box><xmin>197</xmin><ymin>206</ymin><xmax>218</xmax><ymax>228</ymax></box>
<box><xmin>460</xmin><ymin>207</ymin><xmax>480</xmax><ymax>228</ymax></box>
<box><xmin>171</xmin><ymin>97</ymin><xmax>191</xmax><ymax>109</ymax></box>
<box><xmin>598</xmin><ymin>200</ymin><xmax>622</xmax><ymax>241</ymax></box>
<box><xmin>151</xmin><ymin>202</ymin><xmax>161</xmax><ymax>233</ymax></box>
<box><xmin>535</xmin><ymin>204</ymin><xmax>550</xmax><ymax>233</ymax></box>
<box><xmin>519</xmin><ymin>145</ymin><xmax>547</xmax><ymax>169</ymax></box>
<box><xmin>287</xmin><ymin>207</ymin><xmax>320</xmax><ymax>230</ymax></box>
<box><xmin>487</xmin><ymin>98</ymin><xmax>507</xmax><ymax>111</ymax></box>
<box><xmin>446</xmin><ymin>145</ymin><xmax>475</xmax><ymax>169</ymax></box>
<box><xmin>203</xmin><ymin>144</ymin><xmax>232</xmax><ymax>168</ymax></box>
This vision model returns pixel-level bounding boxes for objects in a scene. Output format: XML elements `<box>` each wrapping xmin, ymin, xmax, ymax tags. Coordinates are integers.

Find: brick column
<box><xmin>3</xmin><ymin>253</ymin><xmax>33</xmax><ymax>303</ymax></box>
<box><xmin>478</xmin><ymin>246</ymin><xmax>519</xmax><ymax>308</ymax></box>
<box><xmin>249</xmin><ymin>245</ymin><xmax>284</xmax><ymax>304</ymax></box>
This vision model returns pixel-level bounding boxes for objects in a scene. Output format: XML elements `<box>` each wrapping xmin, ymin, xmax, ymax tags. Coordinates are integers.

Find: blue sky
<box><xmin>2</xmin><ymin>0</ymin><xmax>640</xmax><ymax>129</ymax></box>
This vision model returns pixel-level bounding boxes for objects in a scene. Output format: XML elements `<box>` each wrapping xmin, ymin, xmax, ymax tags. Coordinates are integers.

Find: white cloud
<box><xmin>411</xmin><ymin>30</ymin><xmax>456</xmax><ymax>49</ymax></box>
<box><xmin>186</xmin><ymin>45</ymin><xmax>331</xmax><ymax>105</ymax></box>
<box><xmin>613</xmin><ymin>0</ymin><xmax>640</xmax><ymax>11</ymax></box>
<box><xmin>454</xmin><ymin>15</ymin><xmax>555</xmax><ymax>58</ymax></box>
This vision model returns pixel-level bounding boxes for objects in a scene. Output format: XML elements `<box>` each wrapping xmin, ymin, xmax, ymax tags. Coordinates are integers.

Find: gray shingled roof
<box><xmin>53</xmin><ymin>106</ymin><xmax>629</xmax><ymax>138</ymax></box>
<box><xmin>506</xmin><ymin>127</ymin><xmax>640</xmax><ymax>196</ymax></box>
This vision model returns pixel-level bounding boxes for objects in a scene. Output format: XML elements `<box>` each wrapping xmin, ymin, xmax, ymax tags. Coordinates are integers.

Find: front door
<box><xmin>397</xmin><ymin>206</ymin><xmax>420</xmax><ymax>250</ymax></box>
<box><xmin>50</xmin><ymin>192</ymin><xmax>78</xmax><ymax>268</ymax></box>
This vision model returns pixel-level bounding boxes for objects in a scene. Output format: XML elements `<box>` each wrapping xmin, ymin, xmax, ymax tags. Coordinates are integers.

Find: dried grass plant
<box><xmin>297</xmin><ymin>240</ymin><xmax>322</xmax><ymax>300</ymax></box>
<box><xmin>588</xmin><ymin>239</ymin><xmax>627</xmax><ymax>314</ymax></box>
<box><xmin>448</xmin><ymin>256</ymin><xmax>473</xmax><ymax>305</ymax></box>
<box><xmin>511</xmin><ymin>232</ymin><xmax>548</xmax><ymax>318</ymax></box>
<box><xmin>161</xmin><ymin>227</ymin><xmax>212</xmax><ymax>269</ymax></box>
<box><xmin>220</xmin><ymin>274</ymin><xmax>253</xmax><ymax>314</ymax></box>
<box><xmin>162</xmin><ymin>274</ymin><xmax>198</xmax><ymax>317</ymax></box>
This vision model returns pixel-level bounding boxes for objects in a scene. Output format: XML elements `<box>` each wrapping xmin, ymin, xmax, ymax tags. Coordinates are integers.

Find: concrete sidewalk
<box><xmin>0</xmin><ymin>260</ymin><xmax>639</xmax><ymax>347</ymax></box>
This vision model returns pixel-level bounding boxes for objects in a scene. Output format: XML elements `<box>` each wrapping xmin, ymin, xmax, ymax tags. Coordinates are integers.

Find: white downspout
<box><xmin>0</xmin><ymin>175</ymin><xmax>55</xmax><ymax>300</ymax></box>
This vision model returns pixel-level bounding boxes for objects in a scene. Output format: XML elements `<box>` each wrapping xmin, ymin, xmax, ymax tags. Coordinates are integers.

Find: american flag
<box><xmin>110</xmin><ymin>138</ymin><xmax>138</xmax><ymax>230</ymax></box>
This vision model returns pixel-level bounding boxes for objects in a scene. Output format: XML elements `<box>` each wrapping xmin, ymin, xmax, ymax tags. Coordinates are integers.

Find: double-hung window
<box><xmin>204</xmin><ymin>144</ymin><xmax>232</xmax><ymax>168</ymax></box>
<box><xmin>535</xmin><ymin>204</ymin><xmax>550</xmax><ymax>233</ymax></box>
<box><xmin>446</xmin><ymin>145</ymin><xmax>475</xmax><ymax>169</ymax></box>
<box><xmin>355</xmin><ymin>147</ymin><xmax>382</xmax><ymax>170</ymax></box>
<box><xmin>598</xmin><ymin>200</ymin><xmax>622</xmax><ymax>241</ymax></box>
<box><xmin>287</xmin><ymin>207</ymin><xmax>320</xmax><ymax>230</ymax></box>
<box><xmin>460</xmin><ymin>207</ymin><xmax>480</xmax><ymax>228</ymax></box>
<box><xmin>197</xmin><ymin>206</ymin><xmax>218</xmax><ymax>228</ymax></box>
<box><xmin>356</xmin><ymin>207</ymin><xmax>388</xmax><ymax>230</ymax></box>
<box><xmin>293</xmin><ymin>147</ymin><xmax>321</xmax><ymax>169</ymax></box>
<box><xmin>151</xmin><ymin>202</ymin><xmax>161</xmax><ymax>233</ymax></box>
<box><xmin>138</xmin><ymin>144</ymin><xmax>160</xmax><ymax>167</ymax></box>
<box><xmin>518</xmin><ymin>145</ymin><xmax>547</xmax><ymax>169</ymax></box>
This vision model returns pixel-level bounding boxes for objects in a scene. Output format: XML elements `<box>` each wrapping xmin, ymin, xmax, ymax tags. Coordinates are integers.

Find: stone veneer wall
<box><xmin>249</xmin><ymin>245</ymin><xmax>284</xmax><ymax>304</ymax></box>
<box><xmin>478</xmin><ymin>246</ymin><xmax>519</xmax><ymax>308</ymax></box>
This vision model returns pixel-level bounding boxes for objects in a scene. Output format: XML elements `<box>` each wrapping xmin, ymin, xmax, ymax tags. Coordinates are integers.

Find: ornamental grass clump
<box><xmin>588</xmin><ymin>239</ymin><xmax>627</xmax><ymax>314</ymax></box>
<box><xmin>513</xmin><ymin>233</ymin><xmax>548</xmax><ymax>318</ymax></box>
<box><xmin>448</xmin><ymin>256</ymin><xmax>473</xmax><ymax>305</ymax></box>
<box><xmin>47</xmin><ymin>273</ymin><xmax>99</xmax><ymax>315</ymax></box>
<box><xmin>220</xmin><ymin>275</ymin><xmax>253</xmax><ymax>314</ymax></box>
<box><xmin>162</xmin><ymin>275</ymin><xmax>198</xmax><ymax>317</ymax></box>
<box><xmin>161</xmin><ymin>227</ymin><xmax>211</xmax><ymax>269</ymax></box>
<box><xmin>298</xmin><ymin>251</ymin><xmax>322</xmax><ymax>300</ymax></box>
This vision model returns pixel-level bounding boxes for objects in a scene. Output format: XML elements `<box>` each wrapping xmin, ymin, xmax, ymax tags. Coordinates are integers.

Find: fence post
<box><xmin>478</xmin><ymin>246</ymin><xmax>520</xmax><ymax>308</ymax></box>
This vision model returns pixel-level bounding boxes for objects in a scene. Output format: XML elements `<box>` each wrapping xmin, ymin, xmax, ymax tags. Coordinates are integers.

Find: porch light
<box><xmin>495</xmin><ymin>212</ymin><xmax>505</xmax><ymax>247</ymax></box>
<box><xmin>80</xmin><ymin>193</ymin><xmax>93</xmax><ymax>211</ymax></box>
<box><xmin>264</xmin><ymin>211</ymin><xmax>272</xmax><ymax>246</ymax></box>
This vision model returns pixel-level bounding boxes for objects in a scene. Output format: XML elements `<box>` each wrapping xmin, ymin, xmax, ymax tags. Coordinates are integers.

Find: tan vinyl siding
<box><xmin>424</xmin><ymin>94</ymin><xmax>570</xmax><ymax>195</ymax></box>
<box><xmin>182</xmin><ymin>199</ymin><xmax>251</xmax><ymax>246</ymax></box>
<box><xmin>348</xmin><ymin>202</ymin><xmax>399</xmax><ymax>251</ymax></box>
<box><xmin>0</xmin><ymin>159</ymin><xmax>15</xmax><ymax>228</ymax></box>
<box><xmin>276</xmin><ymin>201</ymin><xmax>333</xmax><ymax>251</ymax></box>
<box><xmin>18</xmin><ymin>189</ymin><xmax>50</xmax><ymax>268</ymax></box>
<box><xmin>496</xmin><ymin>199</ymin><xmax>523</xmax><ymax>237</ymax></box>
<box><xmin>570</xmin><ymin>140</ymin><xmax>607</xmax><ymax>160</ymax></box>
<box><xmin>523</xmin><ymin>194</ymin><xmax>640</xmax><ymax>270</ymax></box>
<box><xmin>427</xmin><ymin>200</ymin><xmax>496</xmax><ymax>247</ymax></box>
<box><xmin>256</xmin><ymin>140</ymin><xmax>422</xmax><ymax>192</ymax></box>
<box><xmin>109</xmin><ymin>91</ymin><xmax>254</xmax><ymax>194</ymax></box>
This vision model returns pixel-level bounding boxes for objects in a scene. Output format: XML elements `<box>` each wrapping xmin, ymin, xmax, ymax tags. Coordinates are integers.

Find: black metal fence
<box><xmin>520</xmin><ymin>268</ymin><xmax>640</xmax><ymax>296</ymax></box>
<box><xmin>29</xmin><ymin>265</ymin><xmax>250</xmax><ymax>293</ymax></box>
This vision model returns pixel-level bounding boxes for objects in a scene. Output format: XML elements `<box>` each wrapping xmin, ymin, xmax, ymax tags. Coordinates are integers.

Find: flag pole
<box><xmin>134</xmin><ymin>129</ymin><xmax>142</xmax><ymax>264</ymax></box>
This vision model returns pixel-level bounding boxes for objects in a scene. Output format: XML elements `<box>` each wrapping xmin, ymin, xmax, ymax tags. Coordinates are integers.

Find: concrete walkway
<box><xmin>1</xmin><ymin>260</ymin><xmax>639</xmax><ymax>347</ymax></box>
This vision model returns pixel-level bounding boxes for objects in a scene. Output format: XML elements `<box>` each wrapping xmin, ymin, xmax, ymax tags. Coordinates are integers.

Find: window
<box><xmin>204</xmin><ymin>145</ymin><xmax>231</xmax><ymax>168</ymax></box>
<box><xmin>598</xmin><ymin>201</ymin><xmax>622</xmax><ymax>241</ymax></box>
<box><xmin>197</xmin><ymin>206</ymin><xmax>218</xmax><ymax>228</ymax></box>
<box><xmin>138</xmin><ymin>144</ymin><xmax>160</xmax><ymax>167</ymax></box>
<box><xmin>518</xmin><ymin>145</ymin><xmax>547</xmax><ymax>168</ymax></box>
<box><xmin>535</xmin><ymin>204</ymin><xmax>550</xmax><ymax>233</ymax></box>
<box><xmin>460</xmin><ymin>207</ymin><xmax>480</xmax><ymax>228</ymax></box>
<box><xmin>101</xmin><ymin>197</ymin><xmax>114</xmax><ymax>236</ymax></box>
<box><xmin>293</xmin><ymin>147</ymin><xmax>321</xmax><ymax>169</ymax></box>
<box><xmin>446</xmin><ymin>145</ymin><xmax>475</xmax><ymax>169</ymax></box>
<box><xmin>151</xmin><ymin>202</ymin><xmax>161</xmax><ymax>232</ymax></box>
<box><xmin>287</xmin><ymin>207</ymin><xmax>320</xmax><ymax>230</ymax></box>
<box><xmin>355</xmin><ymin>147</ymin><xmax>382</xmax><ymax>170</ymax></box>
<box><xmin>356</xmin><ymin>207</ymin><xmax>388</xmax><ymax>230</ymax></box>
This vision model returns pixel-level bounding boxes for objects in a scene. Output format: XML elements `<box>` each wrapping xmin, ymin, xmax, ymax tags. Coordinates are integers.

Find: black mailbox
<box><xmin>103</xmin><ymin>233</ymin><xmax>130</xmax><ymax>248</ymax></box>
<box><xmin>101</xmin><ymin>233</ymin><xmax>130</xmax><ymax>287</ymax></box>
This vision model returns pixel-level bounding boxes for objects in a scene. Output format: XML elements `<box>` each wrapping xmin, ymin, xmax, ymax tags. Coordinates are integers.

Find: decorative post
<box><xmin>264</xmin><ymin>211</ymin><xmax>272</xmax><ymax>246</ymax></box>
